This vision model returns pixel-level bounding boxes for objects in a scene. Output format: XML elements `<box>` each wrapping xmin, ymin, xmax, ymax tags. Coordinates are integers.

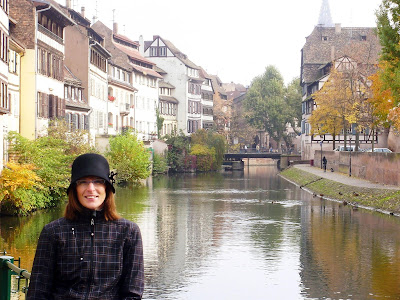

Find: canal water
<box><xmin>2</xmin><ymin>165</ymin><xmax>400</xmax><ymax>299</ymax></box>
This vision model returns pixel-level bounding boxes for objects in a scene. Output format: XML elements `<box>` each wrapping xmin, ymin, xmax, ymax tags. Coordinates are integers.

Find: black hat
<box><xmin>67</xmin><ymin>153</ymin><xmax>115</xmax><ymax>194</ymax></box>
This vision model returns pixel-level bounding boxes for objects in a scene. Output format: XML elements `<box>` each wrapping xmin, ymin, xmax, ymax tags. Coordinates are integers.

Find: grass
<box><xmin>280</xmin><ymin>167</ymin><xmax>400</xmax><ymax>214</ymax></box>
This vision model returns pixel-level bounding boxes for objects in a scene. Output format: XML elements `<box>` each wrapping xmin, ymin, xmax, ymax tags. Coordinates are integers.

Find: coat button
<box><xmin>91</xmin><ymin>233</ymin><xmax>94</xmax><ymax>236</ymax></box>
<box><xmin>80</xmin><ymin>257</ymin><xmax>83</xmax><ymax>261</ymax></box>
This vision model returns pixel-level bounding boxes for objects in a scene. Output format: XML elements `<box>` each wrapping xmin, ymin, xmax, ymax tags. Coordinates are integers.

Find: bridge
<box><xmin>224</xmin><ymin>152</ymin><xmax>282</xmax><ymax>160</ymax></box>
<box><xmin>223</xmin><ymin>152</ymin><xmax>301</xmax><ymax>170</ymax></box>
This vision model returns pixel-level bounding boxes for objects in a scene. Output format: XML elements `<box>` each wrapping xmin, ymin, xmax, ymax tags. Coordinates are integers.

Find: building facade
<box><xmin>300</xmin><ymin>1</ymin><xmax>381</xmax><ymax>159</ymax></box>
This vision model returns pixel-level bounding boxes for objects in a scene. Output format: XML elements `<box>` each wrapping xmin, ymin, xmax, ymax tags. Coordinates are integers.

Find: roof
<box><xmin>32</xmin><ymin>0</ymin><xmax>75</xmax><ymax>27</ymax></box>
<box><xmin>150</xmin><ymin>36</ymin><xmax>200</xmax><ymax>70</ymax></box>
<box><xmin>130</xmin><ymin>63</ymin><xmax>163</xmax><ymax>78</ymax></box>
<box><xmin>159</xmin><ymin>95</ymin><xmax>179</xmax><ymax>103</ymax></box>
<box><xmin>159</xmin><ymin>81</ymin><xmax>175</xmax><ymax>89</ymax></box>
<box><xmin>91</xmin><ymin>21</ymin><xmax>132</xmax><ymax>71</ymax></box>
<box><xmin>301</xmin><ymin>26</ymin><xmax>381</xmax><ymax>83</ymax></box>
<box><xmin>64</xmin><ymin>65</ymin><xmax>82</xmax><ymax>86</ymax></box>
<box><xmin>113</xmin><ymin>33</ymin><xmax>139</xmax><ymax>48</ymax></box>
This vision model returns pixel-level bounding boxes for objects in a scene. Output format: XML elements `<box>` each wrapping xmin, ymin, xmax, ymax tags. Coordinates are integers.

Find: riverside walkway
<box><xmin>293</xmin><ymin>164</ymin><xmax>400</xmax><ymax>190</ymax></box>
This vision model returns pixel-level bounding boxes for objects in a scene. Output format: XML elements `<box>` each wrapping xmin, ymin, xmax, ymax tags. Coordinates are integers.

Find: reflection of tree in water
<box><xmin>114</xmin><ymin>185</ymin><xmax>148</xmax><ymax>221</ymax></box>
<box><xmin>300</xmin><ymin>200</ymin><xmax>400</xmax><ymax>299</ymax></box>
<box><xmin>0</xmin><ymin>205</ymin><xmax>64</xmax><ymax>271</ymax></box>
<box><xmin>249</xmin><ymin>203</ymin><xmax>301</xmax><ymax>255</ymax></box>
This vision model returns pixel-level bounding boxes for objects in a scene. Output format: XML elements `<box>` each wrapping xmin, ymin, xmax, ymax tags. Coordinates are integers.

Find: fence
<box><xmin>0</xmin><ymin>254</ymin><xmax>30</xmax><ymax>300</ymax></box>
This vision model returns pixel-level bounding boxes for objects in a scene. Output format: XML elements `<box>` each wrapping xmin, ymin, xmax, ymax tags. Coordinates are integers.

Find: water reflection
<box><xmin>2</xmin><ymin>165</ymin><xmax>400</xmax><ymax>299</ymax></box>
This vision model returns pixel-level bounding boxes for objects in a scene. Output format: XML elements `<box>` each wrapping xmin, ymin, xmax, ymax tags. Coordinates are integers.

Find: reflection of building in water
<box><xmin>299</xmin><ymin>197</ymin><xmax>400</xmax><ymax>299</ymax></box>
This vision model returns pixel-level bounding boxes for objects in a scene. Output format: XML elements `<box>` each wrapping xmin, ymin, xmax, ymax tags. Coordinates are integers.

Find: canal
<box><xmin>2</xmin><ymin>165</ymin><xmax>400</xmax><ymax>299</ymax></box>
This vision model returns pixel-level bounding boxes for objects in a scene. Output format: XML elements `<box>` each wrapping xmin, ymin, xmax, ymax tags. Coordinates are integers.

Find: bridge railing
<box><xmin>0</xmin><ymin>254</ymin><xmax>30</xmax><ymax>300</ymax></box>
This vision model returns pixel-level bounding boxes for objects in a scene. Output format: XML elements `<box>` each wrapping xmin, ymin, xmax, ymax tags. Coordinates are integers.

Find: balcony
<box><xmin>120</xmin><ymin>103</ymin><xmax>130</xmax><ymax>115</ymax></box>
<box><xmin>38</xmin><ymin>24</ymin><xmax>63</xmax><ymax>45</ymax></box>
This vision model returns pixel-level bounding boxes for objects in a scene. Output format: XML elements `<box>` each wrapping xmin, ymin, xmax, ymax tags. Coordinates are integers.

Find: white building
<box><xmin>142</xmin><ymin>35</ymin><xmax>202</xmax><ymax>135</ymax></box>
<box><xmin>115</xmin><ymin>32</ymin><xmax>161</xmax><ymax>141</ymax></box>
<box><xmin>200</xmin><ymin>68</ymin><xmax>214</xmax><ymax>130</ymax></box>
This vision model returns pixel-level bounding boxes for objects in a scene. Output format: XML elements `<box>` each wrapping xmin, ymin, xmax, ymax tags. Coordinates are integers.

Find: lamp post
<box><xmin>349</xmin><ymin>136</ymin><xmax>352</xmax><ymax>177</ymax></box>
<box><xmin>320</xmin><ymin>137</ymin><xmax>323</xmax><ymax>169</ymax></box>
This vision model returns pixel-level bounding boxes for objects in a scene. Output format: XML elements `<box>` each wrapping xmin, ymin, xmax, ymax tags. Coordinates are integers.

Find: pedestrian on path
<box><xmin>27</xmin><ymin>153</ymin><xmax>144</xmax><ymax>300</ymax></box>
<box><xmin>322</xmin><ymin>156</ymin><xmax>327</xmax><ymax>172</ymax></box>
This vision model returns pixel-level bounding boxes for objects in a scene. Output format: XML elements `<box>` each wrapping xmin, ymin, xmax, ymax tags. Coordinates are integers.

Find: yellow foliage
<box><xmin>0</xmin><ymin>161</ymin><xmax>42</xmax><ymax>202</ymax></box>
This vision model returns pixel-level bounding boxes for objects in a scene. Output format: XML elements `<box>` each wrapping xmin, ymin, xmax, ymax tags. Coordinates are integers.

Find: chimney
<box><xmin>113</xmin><ymin>22</ymin><xmax>118</xmax><ymax>34</ymax></box>
<box><xmin>139</xmin><ymin>35</ymin><xmax>144</xmax><ymax>55</ymax></box>
<box><xmin>331</xmin><ymin>46</ymin><xmax>335</xmax><ymax>61</ymax></box>
<box><xmin>81</xmin><ymin>7</ymin><xmax>85</xmax><ymax>18</ymax></box>
<box><xmin>335</xmin><ymin>23</ymin><xmax>341</xmax><ymax>34</ymax></box>
<box><xmin>66</xmin><ymin>0</ymin><xmax>71</xmax><ymax>8</ymax></box>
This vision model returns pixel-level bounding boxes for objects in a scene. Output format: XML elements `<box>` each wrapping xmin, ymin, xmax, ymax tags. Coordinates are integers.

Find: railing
<box><xmin>0</xmin><ymin>253</ymin><xmax>31</xmax><ymax>300</ymax></box>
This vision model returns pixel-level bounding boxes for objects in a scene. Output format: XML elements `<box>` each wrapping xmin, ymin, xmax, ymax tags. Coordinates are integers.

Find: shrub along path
<box><xmin>280</xmin><ymin>164</ymin><xmax>400</xmax><ymax>216</ymax></box>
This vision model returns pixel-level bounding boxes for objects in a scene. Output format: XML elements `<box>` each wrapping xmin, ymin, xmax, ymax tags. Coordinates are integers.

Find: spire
<box><xmin>318</xmin><ymin>0</ymin><xmax>334</xmax><ymax>27</ymax></box>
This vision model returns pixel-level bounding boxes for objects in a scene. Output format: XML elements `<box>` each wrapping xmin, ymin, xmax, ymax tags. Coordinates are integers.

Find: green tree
<box><xmin>156</xmin><ymin>108</ymin><xmax>165</xmax><ymax>139</ymax></box>
<box><xmin>376</xmin><ymin>0</ymin><xmax>400</xmax><ymax>104</ymax></box>
<box><xmin>244</xmin><ymin>66</ymin><xmax>293</xmax><ymax>150</ymax></box>
<box><xmin>106</xmin><ymin>129</ymin><xmax>151</xmax><ymax>183</ymax></box>
<box><xmin>191</xmin><ymin>129</ymin><xmax>226</xmax><ymax>168</ymax></box>
<box><xmin>285</xmin><ymin>77</ymin><xmax>302</xmax><ymax>132</ymax></box>
<box><xmin>164</xmin><ymin>130</ymin><xmax>190</xmax><ymax>172</ymax></box>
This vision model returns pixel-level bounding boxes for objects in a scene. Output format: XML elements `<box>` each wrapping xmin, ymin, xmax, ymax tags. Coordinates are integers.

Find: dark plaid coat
<box><xmin>27</xmin><ymin>211</ymin><xmax>144</xmax><ymax>300</ymax></box>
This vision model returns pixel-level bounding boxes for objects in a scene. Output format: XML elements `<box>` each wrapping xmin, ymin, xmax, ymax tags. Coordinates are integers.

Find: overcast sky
<box><xmin>57</xmin><ymin>0</ymin><xmax>382</xmax><ymax>86</ymax></box>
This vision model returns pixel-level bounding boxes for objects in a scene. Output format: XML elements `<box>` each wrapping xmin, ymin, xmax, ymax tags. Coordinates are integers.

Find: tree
<box><xmin>106</xmin><ymin>129</ymin><xmax>151</xmax><ymax>183</ymax></box>
<box><xmin>190</xmin><ymin>129</ymin><xmax>226</xmax><ymax>169</ymax></box>
<box><xmin>244</xmin><ymin>66</ymin><xmax>296</xmax><ymax>150</ymax></box>
<box><xmin>156</xmin><ymin>108</ymin><xmax>164</xmax><ymax>139</ymax></box>
<box><xmin>310</xmin><ymin>58</ymin><xmax>376</xmax><ymax>150</ymax></box>
<box><xmin>376</xmin><ymin>0</ymin><xmax>400</xmax><ymax>104</ymax></box>
<box><xmin>285</xmin><ymin>77</ymin><xmax>303</xmax><ymax>132</ymax></box>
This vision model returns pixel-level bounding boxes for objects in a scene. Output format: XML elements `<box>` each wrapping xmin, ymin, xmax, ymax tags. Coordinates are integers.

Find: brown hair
<box><xmin>65</xmin><ymin>183</ymin><xmax>120</xmax><ymax>221</ymax></box>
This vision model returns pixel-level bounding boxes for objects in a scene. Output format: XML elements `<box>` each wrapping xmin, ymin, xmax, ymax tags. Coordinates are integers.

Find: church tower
<box><xmin>318</xmin><ymin>0</ymin><xmax>334</xmax><ymax>27</ymax></box>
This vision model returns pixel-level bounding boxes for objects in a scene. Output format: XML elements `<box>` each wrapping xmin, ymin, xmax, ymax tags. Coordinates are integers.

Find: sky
<box><xmin>56</xmin><ymin>0</ymin><xmax>383</xmax><ymax>86</ymax></box>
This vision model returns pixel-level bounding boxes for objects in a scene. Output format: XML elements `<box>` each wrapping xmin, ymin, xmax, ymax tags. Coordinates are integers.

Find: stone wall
<box><xmin>316</xmin><ymin>150</ymin><xmax>400</xmax><ymax>186</ymax></box>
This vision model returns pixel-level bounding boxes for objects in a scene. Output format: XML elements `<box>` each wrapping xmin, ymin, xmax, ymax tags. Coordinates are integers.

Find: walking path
<box><xmin>293</xmin><ymin>164</ymin><xmax>400</xmax><ymax>190</ymax></box>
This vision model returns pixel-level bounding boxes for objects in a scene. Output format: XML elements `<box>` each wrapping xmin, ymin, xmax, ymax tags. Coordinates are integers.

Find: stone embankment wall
<box><xmin>315</xmin><ymin>150</ymin><xmax>400</xmax><ymax>186</ymax></box>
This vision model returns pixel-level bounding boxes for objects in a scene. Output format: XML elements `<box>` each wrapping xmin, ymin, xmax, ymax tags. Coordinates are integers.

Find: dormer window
<box><xmin>361</xmin><ymin>35</ymin><xmax>367</xmax><ymax>41</ymax></box>
<box><xmin>322</xmin><ymin>36</ymin><xmax>328</xmax><ymax>41</ymax></box>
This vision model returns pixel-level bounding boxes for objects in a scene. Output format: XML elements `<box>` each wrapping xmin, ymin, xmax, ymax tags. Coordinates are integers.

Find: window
<box><xmin>0</xmin><ymin>80</ymin><xmax>8</xmax><ymax>112</ymax></box>
<box><xmin>361</xmin><ymin>35</ymin><xmax>367</xmax><ymax>41</ymax></box>
<box><xmin>322</xmin><ymin>36</ymin><xmax>328</xmax><ymax>41</ymax></box>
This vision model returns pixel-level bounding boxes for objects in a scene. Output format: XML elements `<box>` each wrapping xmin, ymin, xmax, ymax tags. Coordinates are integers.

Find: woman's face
<box><xmin>76</xmin><ymin>176</ymin><xmax>107</xmax><ymax>210</ymax></box>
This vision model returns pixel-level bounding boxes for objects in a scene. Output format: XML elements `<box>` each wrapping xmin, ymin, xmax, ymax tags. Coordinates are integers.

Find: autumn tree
<box><xmin>376</xmin><ymin>0</ymin><xmax>400</xmax><ymax>103</ymax></box>
<box><xmin>310</xmin><ymin>59</ymin><xmax>375</xmax><ymax>150</ymax></box>
<box><xmin>244</xmin><ymin>66</ymin><xmax>300</xmax><ymax>150</ymax></box>
<box><xmin>376</xmin><ymin>0</ymin><xmax>400</xmax><ymax>131</ymax></box>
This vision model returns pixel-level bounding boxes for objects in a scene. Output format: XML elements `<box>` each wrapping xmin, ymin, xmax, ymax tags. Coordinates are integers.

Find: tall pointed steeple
<box><xmin>318</xmin><ymin>0</ymin><xmax>334</xmax><ymax>27</ymax></box>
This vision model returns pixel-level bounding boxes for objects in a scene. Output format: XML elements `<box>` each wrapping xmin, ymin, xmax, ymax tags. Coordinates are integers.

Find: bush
<box><xmin>0</xmin><ymin>162</ymin><xmax>47</xmax><ymax>215</ymax></box>
<box><xmin>106</xmin><ymin>129</ymin><xmax>151</xmax><ymax>184</ymax></box>
<box><xmin>152</xmin><ymin>153</ymin><xmax>168</xmax><ymax>174</ymax></box>
<box><xmin>191</xmin><ymin>129</ymin><xmax>226</xmax><ymax>170</ymax></box>
<box><xmin>165</xmin><ymin>131</ymin><xmax>191</xmax><ymax>172</ymax></box>
<box><xmin>190</xmin><ymin>144</ymin><xmax>214</xmax><ymax>171</ymax></box>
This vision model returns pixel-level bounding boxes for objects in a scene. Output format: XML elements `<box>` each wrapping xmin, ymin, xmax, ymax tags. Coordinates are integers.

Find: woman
<box><xmin>27</xmin><ymin>153</ymin><xmax>144</xmax><ymax>299</ymax></box>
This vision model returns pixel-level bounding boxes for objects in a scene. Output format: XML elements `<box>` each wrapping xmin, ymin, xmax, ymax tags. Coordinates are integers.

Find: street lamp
<box><xmin>349</xmin><ymin>136</ymin><xmax>352</xmax><ymax>177</ymax></box>
<box><xmin>320</xmin><ymin>136</ymin><xmax>323</xmax><ymax>169</ymax></box>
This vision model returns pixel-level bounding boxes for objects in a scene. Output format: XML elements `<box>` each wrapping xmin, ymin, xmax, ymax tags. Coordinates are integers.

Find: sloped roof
<box><xmin>64</xmin><ymin>65</ymin><xmax>82</xmax><ymax>86</ymax></box>
<box><xmin>159</xmin><ymin>95</ymin><xmax>179</xmax><ymax>103</ymax></box>
<box><xmin>301</xmin><ymin>26</ymin><xmax>381</xmax><ymax>83</ymax></box>
<box><xmin>152</xmin><ymin>36</ymin><xmax>200</xmax><ymax>70</ymax></box>
<box><xmin>130</xmin><ymin>63</ymin><xmax>163</xmax><ymax>78</ymax></box>
<box><xmin>159</xmin><ymin>81</ymin><xmax>175</xmax><ymax>89</ymax></box>
<box><xmin>113</xmin><ymin>33</ymin><xmax>139</xmax><ymax>48</ymax></box>
<box><xmin>91</xmin><ymin>21</ymin><xmax>132</xmax><ymax>71</ymax></box>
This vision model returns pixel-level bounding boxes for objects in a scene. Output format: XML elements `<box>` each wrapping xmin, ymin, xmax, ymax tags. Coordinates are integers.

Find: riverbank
<box><xmin>280</xmin><ymin>165</ymin><xmax>400</xmax><ymax>216</ymax></box>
